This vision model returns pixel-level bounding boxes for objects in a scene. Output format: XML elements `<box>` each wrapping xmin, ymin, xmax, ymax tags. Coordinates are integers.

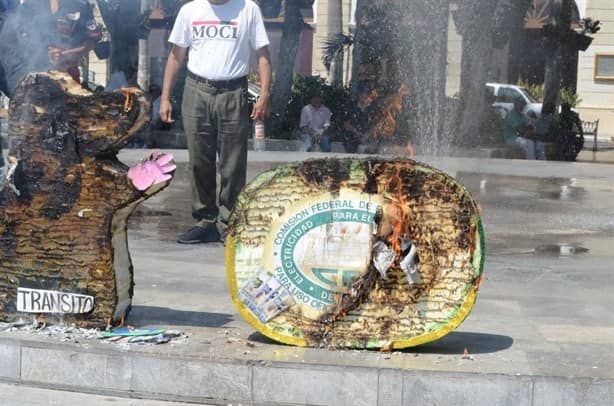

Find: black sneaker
<box><xmin>177</xmin><ymin>224</ymin><xmax>221</xmax><ymax>244</ymax></box>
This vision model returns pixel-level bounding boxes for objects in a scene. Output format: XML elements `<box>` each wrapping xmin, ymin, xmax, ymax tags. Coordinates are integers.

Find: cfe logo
<box><xmin>269</xmin><ymin>197</ymin><xmax>380</xmax><ymax>316</ymax></box>
<box><xmin>192</xmin><ymin>20</ymin><xmax>238</xmax><ymax>40</ymax></box>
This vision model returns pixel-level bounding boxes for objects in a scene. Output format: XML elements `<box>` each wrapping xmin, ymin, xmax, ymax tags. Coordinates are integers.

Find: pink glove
<box><xmin>128</xmin><ymin>151</ymin><xmax>176</xmax><ymax>191</ymax></box>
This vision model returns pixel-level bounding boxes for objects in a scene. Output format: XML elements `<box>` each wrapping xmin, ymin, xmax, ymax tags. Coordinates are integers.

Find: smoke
<box><xmin>0</xmin><ymin>2</ymin><xmax>55</xmax><ymax>94</ymax></box>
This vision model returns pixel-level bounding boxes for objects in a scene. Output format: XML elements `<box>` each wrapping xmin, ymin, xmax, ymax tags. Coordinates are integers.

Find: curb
<box><xmin>2</xmin><ymin>337</ymin><xmax>613</xmax><ymax>405</ymax></box>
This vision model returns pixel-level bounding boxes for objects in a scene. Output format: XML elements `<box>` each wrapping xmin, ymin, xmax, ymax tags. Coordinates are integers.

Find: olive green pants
<box><xmin>181</xmin><ymin>75</ymin><xmax>249</xmax><ymax>225</ymax></box>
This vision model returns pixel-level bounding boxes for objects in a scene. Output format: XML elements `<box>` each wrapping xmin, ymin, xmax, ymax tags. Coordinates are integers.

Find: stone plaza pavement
<box><xmin>1</xmin><ymin>149</ymin><xmax>614</xmax><ymax>405</ymax></box>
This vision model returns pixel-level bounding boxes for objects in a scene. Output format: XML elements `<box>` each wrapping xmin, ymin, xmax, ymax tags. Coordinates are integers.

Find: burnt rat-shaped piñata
<box><xmin>0</xmin><ymin>71</ymin><xmax>175</xmax><ymax>327</ymax></box>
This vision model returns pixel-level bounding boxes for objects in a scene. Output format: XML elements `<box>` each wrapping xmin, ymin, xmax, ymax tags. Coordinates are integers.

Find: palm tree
<box><xmin>327</xmin><ymin>0</ymin><xmax>343</xmax><ymax>87</ymax></box>
<box><xmin>322</xmin><ymin>33</ymin><xmax>353</xmax><ymax>83</ymax></box>
<box><xmin>350</xmin><ymin>0</ymin><xmax>367</xmax><ymax>98</ymax></box>
<box><xmin>269</xmin><ymin>0</ymin><xmax>306</xmax><ymax>135</ymax></box>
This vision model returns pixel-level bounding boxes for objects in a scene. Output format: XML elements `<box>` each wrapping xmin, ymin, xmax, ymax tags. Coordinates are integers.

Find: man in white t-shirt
<box><xmin>160</xmin><ymin>0</ymin><xmax>271</xmax><ymax>244</ymax></box>
<box><xmin>299</xmin><ymin>93</ymin><xmax>332</xmax><ymax>152</ymax></box>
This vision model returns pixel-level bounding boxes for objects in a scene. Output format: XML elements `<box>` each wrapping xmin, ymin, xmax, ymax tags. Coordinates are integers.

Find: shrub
<box><xmin>515</xmin><ymin>79</ymin><xmax>582</xmax><ymax>107</ymax></box>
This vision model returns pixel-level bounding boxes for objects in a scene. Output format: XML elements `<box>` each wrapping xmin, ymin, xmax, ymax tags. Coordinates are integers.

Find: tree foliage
<box><xmin>516</xmin><ymin>79</ymin><xmax>582</xmax><ymax>107</ymax></box>
<box><xmin>322</xmin><ymin>34</ymin><xmax>353</xmax><ymax>72</ymax></box>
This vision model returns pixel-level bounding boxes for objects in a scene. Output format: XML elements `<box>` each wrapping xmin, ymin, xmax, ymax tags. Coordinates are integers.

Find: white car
<box><xmin>486</xmin><ymin>83</ymin><xmax>542</xmax><ymax>118</ymax></box>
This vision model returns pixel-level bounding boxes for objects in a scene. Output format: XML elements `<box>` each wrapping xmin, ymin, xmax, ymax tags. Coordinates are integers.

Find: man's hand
<box><xmin>48</xmin><ymin>46</ymin><xmax>82</xmax><ymax>69</ymax></box>
<box><xmin>302</xmin><ymin>127</ymin><xmax>316</xmax><ymax>136</ymax></box>
<box><xmin>252</xmin><ymin>46</ymin><xmax>272</xmax><ymax>121</ymax></box>
<box><xmin>160</xmin><ymin>98</ymin><xmax>173</xmax><ymax>123</ymax></box>
<box><xmin>251</xmin><ymin>93</ymin><xmax>270</xmax><ymax>121</ymax></box>
<box><xmin>48</xmin><ymin>46</ymin><xmax>61</xmax><ymax>66</ymax></box>
<box><xmin>159</xmin><ymin>45</ymin><xmax>186</xmax><ymax>123</ymax></box>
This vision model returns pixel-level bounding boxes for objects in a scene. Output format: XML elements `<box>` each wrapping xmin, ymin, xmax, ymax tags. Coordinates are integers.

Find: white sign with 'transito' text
<box><xmin>16</xmin><ymin>288</ymin><xmax>94</xmax><ymax>314</ymax></box>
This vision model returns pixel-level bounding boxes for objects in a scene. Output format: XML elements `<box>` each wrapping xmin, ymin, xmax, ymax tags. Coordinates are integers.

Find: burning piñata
<box><xmin>0</xmin><ymin>72</ymin><xmax>175</xmax><ymax>328</ymax></box>
<box><xmin>226</xmin><ymin>158</ymin><xmax>484</xmax><ymax>349</ymax></box>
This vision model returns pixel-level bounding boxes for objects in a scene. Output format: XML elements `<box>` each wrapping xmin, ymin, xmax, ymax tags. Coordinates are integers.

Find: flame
<box><xmin>379</xmin><ymin>165</ymin><xmax>411</xmax><ymax>257</ymax></box>
<box><xmin>380</xmin><ymin>342</ymin><xmax>393</xmax><ymax>352</ymax></box>
<box><xmin>120</xmin><ymin>87</ymin><xmax>134</xmax><ymax>112</ymax></box>
<box><xmin>387</xmin><ymin>168</ymin><xmax>406</xmax><ymax>255</ymax></box>
<box><xmin>369</xmin><ymin>83</ymin><xmax>409</xmax><ymax>140</ymax></box>
<box><xmin>366</xmin><ymin>85</ymin><xmax>414</xmax><ymax>254</ymax></box>
<box><xmin>407</xmin><ymin>139</ymin><xmax>415</xmax><ymax>158</ymax></box>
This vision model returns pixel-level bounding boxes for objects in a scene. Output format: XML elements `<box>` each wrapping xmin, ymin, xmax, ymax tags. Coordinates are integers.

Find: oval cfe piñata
<box><xmin>226</xmin><ymin>158</ymin><xmax>484</xmax><ymax>349</ymax></box>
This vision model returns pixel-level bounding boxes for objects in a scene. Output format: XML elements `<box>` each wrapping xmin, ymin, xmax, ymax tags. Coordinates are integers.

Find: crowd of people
<box><xmin>0</xmin><ymin>0</ymin><xmax>102</xmax><ymax>97</ymax></box>
<box><xmin>0</xmin><ymin>0</ymin><xmax>587</xmax><ymax>247</ymax></box>
<box><xmin>0</xmin><ymin>0</ymin><xmax>407</xmax><ymax>246</ymax></box>
<box><xmin>301</xmin><ymin>84</ymin><xmax>585</xmax><ymax>161</ymax></box>
<box><xmin>0</xmin><ymin>0</ymin><xmax>265</xmax><ymax>248</ymax></box>
<box><xmin>0</xmin><ymin>0</ymin><xmax>103</xmax><ymax>176</ymax></box>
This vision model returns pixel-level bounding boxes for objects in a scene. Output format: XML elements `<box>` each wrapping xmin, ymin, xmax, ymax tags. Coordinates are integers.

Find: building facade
<box><xmin>576</xmin><ymin>0</ymin><xmax>614</xmax><ymax>138</ymax></box>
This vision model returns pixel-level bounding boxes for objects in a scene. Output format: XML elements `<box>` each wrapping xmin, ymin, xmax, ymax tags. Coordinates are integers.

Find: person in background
<box><xmin>503</xmin><ymin>97</ymin><xmax>545</xmax><ymax>160</ymax></box>
<box><xmin>343</xmin><ymin>87</ymin><xmax>376</xmax><ymax>153</ymax></box>
<box><xmin>478</xmin><ymin>90</ymin><xmax>504</xmax><ymax>147</ymax></box>
<box><xmin>0</xmin><ymin>0</ymin><xmax>18</xmax><ymax>96</ymax></box>
<box><xmin>127</xmin><ymin>83</ymin><xmax>162</xmax><ymax>149</ymax></box>
<box><xmin>533</xmin><ymin>102</ymin><xmax>556</xmax><ymax>141</ymax></box>
<box><xmin>0</xmin><ymin>0</ymin><xmax>20</xmax><ymax>171</ymax></box>
<box><xmin>149</xmin><ymin>83</ymin><xmax>162</xmax><ymax>129</ymax></box>
<box><xmin>0</xmin><ymin>0</ymin><xmax>101</xmax><ymax>97</ymax></box>
<box><xmin>143</xmin><ymin>83</ymin><xmax>161</xmax><ymax>148</ymax></box>
<box><xmin>160</xmin><ymin>0</ymin><xmax>272</xmax><ymax>244</ymax></box>
<box><xmin>299</xmin><ymin>92</ymin><xmax>332</xmax><ymax>152</ymax></box>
